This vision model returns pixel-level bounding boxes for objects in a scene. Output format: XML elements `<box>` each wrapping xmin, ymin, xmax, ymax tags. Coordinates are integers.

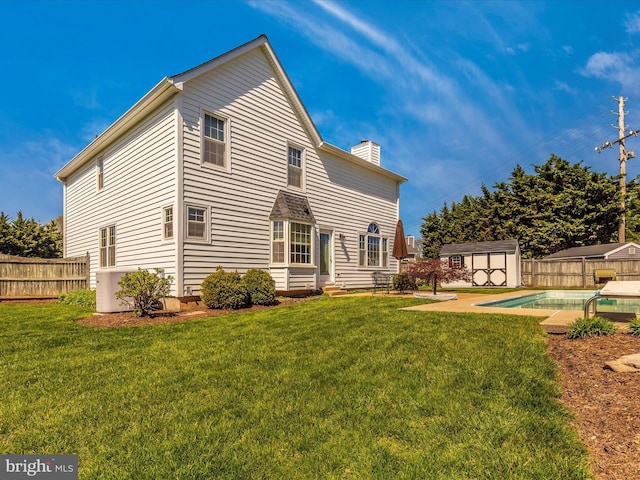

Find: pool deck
<box><xmin>397</xmin><ymin>290</ymin><xmax>630</xmax><ymax>334</ymax></box>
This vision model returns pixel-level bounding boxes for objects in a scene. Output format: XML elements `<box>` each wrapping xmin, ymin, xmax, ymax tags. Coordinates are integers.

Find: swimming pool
<box><xmin>478</xmin><ymin>290</ymin><xmax>640</xmax><ymax>312</ymax></box>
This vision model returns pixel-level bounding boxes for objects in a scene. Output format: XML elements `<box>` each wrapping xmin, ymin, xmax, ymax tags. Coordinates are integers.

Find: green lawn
<box><xmin>0</xmin><ymin>297</ymin><xmax>591</xmax><ymax>479</ymax></box>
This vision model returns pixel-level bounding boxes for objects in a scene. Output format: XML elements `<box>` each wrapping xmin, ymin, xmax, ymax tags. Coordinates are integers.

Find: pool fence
<box><xmin>522</xmin><ymin>258</ymin><xmax>640</xmax><ymax>288</ymax></box>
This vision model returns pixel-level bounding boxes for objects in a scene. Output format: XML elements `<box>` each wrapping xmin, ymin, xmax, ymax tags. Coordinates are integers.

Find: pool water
<box><xmin>478</xmin><ymin>290</ymin><xmax>640</xmax><ymax>312</ymax></box>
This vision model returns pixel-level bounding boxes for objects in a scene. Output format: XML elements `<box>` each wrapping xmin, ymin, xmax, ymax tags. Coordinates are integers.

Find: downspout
<box><xmin>174</xmin><ymin>95</ymin><xmax>185</xmax><ymax>297</ymax></box>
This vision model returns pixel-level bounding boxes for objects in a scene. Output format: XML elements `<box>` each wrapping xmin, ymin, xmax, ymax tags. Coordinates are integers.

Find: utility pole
<box><xmin>596</xmin><ymin>96</ymin><xmax>638</xmax><ymax>243</ymax></box>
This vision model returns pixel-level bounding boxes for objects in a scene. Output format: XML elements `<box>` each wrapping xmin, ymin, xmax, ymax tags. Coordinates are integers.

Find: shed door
<box><xmin>472</xmin><ymin>253</ymin><xmax>507</xmax><ymax>286</ymax></box>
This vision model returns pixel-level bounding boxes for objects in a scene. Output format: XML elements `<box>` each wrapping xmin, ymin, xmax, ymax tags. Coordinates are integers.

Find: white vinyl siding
<box><xmin>63</xmin><ymin>99</ymin><xmax>178</xmax><ymax>291</ymax></box>
<box><xmin>179</xmin><ymin>48</ymin><xmax>400</xmax><ymax>292</ymax></box>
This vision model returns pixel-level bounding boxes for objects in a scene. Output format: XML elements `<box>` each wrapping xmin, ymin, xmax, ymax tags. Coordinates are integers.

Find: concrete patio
<box><xmin>395</xmin><ymin>290</ymin><xmax>631</xmax><ymax>334</ymax></box>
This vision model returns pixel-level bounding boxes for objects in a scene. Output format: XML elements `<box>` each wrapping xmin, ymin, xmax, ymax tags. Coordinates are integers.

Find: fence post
<box><xmin>581</xmin><ymin>257</ymin><xmax>586</xmax><ymax>288</ymax></box>
<box><xmin>85</xmin><ymin>251</ymin><xmax>91</xmax><ymax>290</ymax></box>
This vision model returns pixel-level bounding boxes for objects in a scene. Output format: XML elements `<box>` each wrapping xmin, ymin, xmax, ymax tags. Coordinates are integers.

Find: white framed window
<box><xmin>272</xmin><ymin>220</ymin><xmax>285</xmax><ymax>263</ymax></box>
<box><xmin>96</xmin><ymin>158</ymin><xmax>104</xmax><ymax>191</ymax></box>
<box><xmin>186</xmin><ymin>205</ymin><xmax>208</xmax><ymax>241</ymax></box>
<box><xmin>270</xmin><ymin>220</ymin><xmax>313</xmax><ymax>266</ymax></box>
<box><xmin>290</xmin><ymin>222</ymin><xmax>312</xmax><ymax>264</ymax></box>
<box><xmin>99</xmin><ymin>225</ymin><xmax>116</xmax><ymax>268</ymax></box>
<box><xmin>163</xmin><ymin>206</ymin><xmax>173</xmax><ymax>240</ymax></box>
<box><xmin>358</xmin><ymin>223</ymin><xmax>388</xmax><ymax>268</ymax></box>
<box><xmin>287</xmin><ymin>145</ymin><xmax>303</xmax><ymax>189</ymax></box>
<box><xmin>202</xmin><ymin>112</ymin><xmax>228</xmax><ymax>169</ymax></box>
<box><xmin>449</xmin><ymin>255</ymin><xmax>464</xmax><ymax>268</ymax></box>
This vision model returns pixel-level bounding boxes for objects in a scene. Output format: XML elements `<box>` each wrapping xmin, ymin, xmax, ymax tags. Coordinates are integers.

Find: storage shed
<box><xmin>439</xmin><ymin>239</ymin><xmax>521</xmax><ymax>287</ymax></box>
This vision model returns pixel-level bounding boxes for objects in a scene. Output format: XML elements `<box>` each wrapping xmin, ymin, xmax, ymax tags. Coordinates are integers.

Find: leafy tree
<box><xmin>0</xmin><ymin>211</ymin><xmax>63</xmax><ymax>258</ymax></box>
<box><xmin>420</xmin><ymin>155</ymin><xmax>621</xmax><ymax>259</ymax></box>
<box><xmin>405</xmin><ymin>259</ymin><xmax>472</xmax><ymax>295</ymax></box>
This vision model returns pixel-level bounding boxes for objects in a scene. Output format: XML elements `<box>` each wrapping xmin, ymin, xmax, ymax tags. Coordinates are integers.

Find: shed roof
<box><xmin>544</xmin><ymin>242</ymin><xmax>640</xmax><ymax>260</ymax></box>
<box><xmin>440</xmin><ymin>240</ymin><xmax>519</xmax><ymax>255</ymax></box>
<box><xmin>269</xmin><ymin>190</ymin><xmax>315</xmax><ymax>223</ymax></box>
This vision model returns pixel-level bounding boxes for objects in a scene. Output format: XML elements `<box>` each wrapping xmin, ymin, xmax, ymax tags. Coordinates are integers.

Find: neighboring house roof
<box><xmin>544</xmin><ymin>242</ymin><xmax>640</xmax><ymax>260</ymax></box>
<box><xmin>55</xmin><ymin>34</ymin><xmax>407</xmax><ymax>184</ymax></box>
<box><xmin>440</xmin><ymin>240</ymin><xmax>520</xmax><ymax>255</ymax></box>
<box><xmin>269</xmin><ymin>190</ymin><xmax>315</xmax><ymax>223</ymax></box>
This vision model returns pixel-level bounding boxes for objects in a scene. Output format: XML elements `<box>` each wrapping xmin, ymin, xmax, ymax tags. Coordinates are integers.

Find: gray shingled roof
<box><xmin>544</xmin><ymin>243</ymin><xmax>628</xmax><ymax>260</ymax></box>
<box><xmin>269</xmin><ymin>190</ymin><xmax>315</xmax><ymax>223</ymax></box>
<box><xmin>440</xmin><ymin>239</ymin><xmax>519</xmax><ymax>255</ymax></box>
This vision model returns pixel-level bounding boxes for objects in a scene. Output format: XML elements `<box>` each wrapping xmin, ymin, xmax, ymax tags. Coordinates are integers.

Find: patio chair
<box><xmin>371</xmin><ymin>272</ymin><xmax>391</xmax><ymax>295</ymax></box>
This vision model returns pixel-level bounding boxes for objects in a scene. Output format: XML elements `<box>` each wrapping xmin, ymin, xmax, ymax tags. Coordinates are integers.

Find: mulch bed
<box><xmin>75</xmin><ymin>296</ymin><xmax>314</xmax><ymax>328</ymax></box>
<box><xmin>547</xmin><ymin>333</ymin><xmax>640</xmax><ymax>480</ymax></box>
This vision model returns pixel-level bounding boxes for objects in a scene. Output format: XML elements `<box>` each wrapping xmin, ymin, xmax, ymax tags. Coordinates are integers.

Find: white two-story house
<box><xmin>55</xmin><ymin>35</ymin><xmax>407</xmax><ymax>296</ymax></box>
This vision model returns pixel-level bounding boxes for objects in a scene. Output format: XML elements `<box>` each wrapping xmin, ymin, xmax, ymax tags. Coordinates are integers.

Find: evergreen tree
<box><xmin>420</xmin><ymin>155</ymin><xmax>621</xmax><ymax>259</ymax></box>
<box><xmin>0</xmin><ymin>211</ymin><xmax>63</xmax><ymax>258</ymax></box>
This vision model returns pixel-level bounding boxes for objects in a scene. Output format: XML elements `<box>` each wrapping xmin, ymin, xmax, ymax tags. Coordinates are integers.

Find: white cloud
<box><xmin>625</xmin><ymin>10</ymin><xmax>640</xmax><ymax>34</ymax></box>
<box><xmin>582</xmin><ymin>51</ymin><xmax>640</xmax><ymax>94</ymax></box>
<box><xmin>554</xmin><ymin>80</ymin><xmax>576</xmax><ymax>95</ymax></box>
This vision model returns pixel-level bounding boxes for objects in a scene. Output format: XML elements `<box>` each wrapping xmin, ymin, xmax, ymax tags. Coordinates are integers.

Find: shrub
<box><xmin>57</xmin><ymin>289</ymin><xmax>96</xmax><ymax>308</ymax></box>
<box><xmin>629</xmin><ymin>318</ymin><xmax>640</xmax><ymax>337</ymax></box>
<box><xmin>242</xmin><ymin>268</ymin><xmax>277</xmax><ymax>306</ymax></box>
<box><xmin>392</xmin><ymin>273</ymin><xmax>416</xmax><ymax>293</ymax></box>
<box><xmin>201</xmin><ymin>266</ymin><xmax>249</xmax><ymax>310</ymax></box>
<box><xmin>567</xmin><ymin>316</ymin><xmax>618</xmax><ymax>339</ymax></box>
<box><xmin>116</xmin><ymin>268</ymin><xmax>173</xmax><ymax>317</ymax></box>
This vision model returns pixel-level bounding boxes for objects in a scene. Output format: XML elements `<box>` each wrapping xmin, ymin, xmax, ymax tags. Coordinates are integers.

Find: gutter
<box><xmin>317</xmin><ymin>141</ymin><xmax>407</xmax><ymax>183</ymax></box>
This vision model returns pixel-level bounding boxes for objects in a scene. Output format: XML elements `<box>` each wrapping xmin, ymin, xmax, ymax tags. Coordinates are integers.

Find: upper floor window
<box><xmin>203</xmin><ymin>113</ymin><xmax>226</xmax><ymax>168</ymax></box>
<box><xmin>358</xmin><ymin>223</ymin><xmax>388</xmax><ymax>268</ymax></box>
<box><xmin>96</xmin><ymin>159</ymin><xmax>104</xmax><ymax>191</ymax></box>
<box><xmin>187</xmin><ymin>206</ymin><xmax>207</xmax><ymax>240</ymax></box>
<box><xmin>163</xmin><ymin>206</ymin><xmax>173</xmax><ymax>240</ymax></box>
<box><xmin>287</xmin><ymin>146</ymin><xmax>303</xmax><ymax>189</ymax></box>
<box><xmin>99</xmin><ymin>225</ymin><xmax>115</xmax><ymax>268</ymax></box>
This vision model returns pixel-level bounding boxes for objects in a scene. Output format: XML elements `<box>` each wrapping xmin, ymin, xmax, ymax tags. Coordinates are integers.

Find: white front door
<box><xmin>319</xmin><ymin>230</ymin><xmax>333</xmax><ymax>285</ymax></box>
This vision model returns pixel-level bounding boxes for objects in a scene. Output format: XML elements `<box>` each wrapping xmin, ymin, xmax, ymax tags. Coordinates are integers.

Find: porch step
<box><xmin>322</xmin><ymin>285</ymin><xmax>349</xmax><ymax>297</ymax></box>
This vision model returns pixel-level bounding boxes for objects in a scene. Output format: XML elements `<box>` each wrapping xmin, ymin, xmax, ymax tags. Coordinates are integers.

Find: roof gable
<box><xmin>171</xmin><ymin>35</ymin><xmax>322</xmax><ymax>147</ymax></box>
<box><xmin>55</xmin><ymin>35</ymin><xmax>406</xmax><ymax>184</ymax></box>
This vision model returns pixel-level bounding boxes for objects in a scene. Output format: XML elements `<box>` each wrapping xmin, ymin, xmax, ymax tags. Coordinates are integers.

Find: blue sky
<box><xmin>2</xmin><ymin>0</ymin><xmax>640</xmax><ymax>237</ymax></box>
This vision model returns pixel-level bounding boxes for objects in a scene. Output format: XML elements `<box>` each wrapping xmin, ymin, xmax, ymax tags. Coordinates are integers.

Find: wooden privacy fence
<box><xmin>0</xmin><ymin>253</ymin><xmax>90</xmax><ymax>298</ymax></box>
<box><xmin>522</xmin><ymin>258</ymin><xmax>640</xmax><ymax>288</ymax></box>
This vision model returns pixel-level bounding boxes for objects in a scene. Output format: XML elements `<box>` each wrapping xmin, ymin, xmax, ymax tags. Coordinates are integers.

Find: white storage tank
<box><xmin>96</xmin><ymin>268</ymin><xmax>137</xmax><ymax>313</ymax></box>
